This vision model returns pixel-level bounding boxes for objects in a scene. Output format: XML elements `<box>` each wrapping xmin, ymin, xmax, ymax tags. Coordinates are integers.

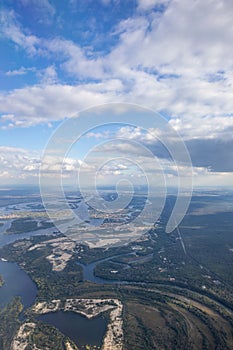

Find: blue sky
<box><xmin>0</xmin><ymin>0</ymin><xmax>233</xmax><ymax>187</ymax></box>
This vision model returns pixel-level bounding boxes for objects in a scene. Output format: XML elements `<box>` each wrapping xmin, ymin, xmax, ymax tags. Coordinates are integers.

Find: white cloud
<box><xmin>169</xmin><ymin>115</ymin><xmax>233</xmax><ymax>141</ymax></box>
<box><xmin>40</xmin><ymin>155</ymin><xmax>81</xmax><ymax>173</ymax></box>
<box><xmin>0</xmin><ymin>10</ymin><xmax>40</xmax><ymax>55</ymax></box>
<box><xmin>45</xmin><ymin>38</ymin><xmax>106</xmax><ymax>80</ymax></box>
<box><xmin>6</xmin><ymin>67</ymin><xmax>29</xmax><ymax>76</ymax></box>
<box><xmin>37</xmin><ymin>66</ymin><xmax>58</xmax><ymax>85</ymax></box>
<box><xmin>0</xmin><ymin>147</ymin><xmax>40</xmax><ymax>182</ymax></box>
<box><xmin>0</xmin><ymin>83</ymin><xmax>116</xmax><ymax>128</ymax></box>
<box><xmin>0</xmin><ymin>146</ymin><xmax>85</xmax><ymax>184</ymax></box>
<box><xmin>116</xmin><ymin>126</ymin><xmax>162</xmax><ymax>143</ymax></box>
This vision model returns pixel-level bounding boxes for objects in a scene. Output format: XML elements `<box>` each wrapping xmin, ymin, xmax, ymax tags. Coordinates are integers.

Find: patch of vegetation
<box><xmin>6</xmin><ymin>218</ymin><xmax>53</xmax><ymax>234</ymax></box>
<box><xmin>25</xmin><ymin>322</ymin><xmax>79</xmax><ymax>350</ymax></box>
<box><xmin>6</xmin><ymin>218</ymin><xmax>38</xmax><ymax>234</ymax></box>
<box><xmin>0</xmin><ymin>274</ymin><xmax>3</xmax><ymax>287</ymax></box>
<box><xmin>0</xmin><ymin>297</ymin><xmax>23</xmax><ymax>350</ymax></box>
<box><xmin>120</xmin><ymin>285</ymin><xmax>233</xmax><ymax>350</ymax></box>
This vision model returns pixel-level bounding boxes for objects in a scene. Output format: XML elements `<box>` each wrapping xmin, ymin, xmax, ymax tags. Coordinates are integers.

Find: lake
<box><xmin>38</xmin><ymin>311</ymin><xmax>107</xmax><ymax>349</ymax></box>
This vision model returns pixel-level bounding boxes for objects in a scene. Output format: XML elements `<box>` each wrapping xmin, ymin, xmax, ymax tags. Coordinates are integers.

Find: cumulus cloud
<box><xmin>5</xmin><ymin>67</ymin><xmax>33</xmax><ymax>76</ymax></box>
<box><xmin>0</xmin><ymin>146</ymin><xmax>85</xmax><ymax>184</ymax></box>
<box><xmin>45</xmin><ymin>38</ymin><xmax>106</xmax><ymax>80</ymax></box>
<box><xmin>0</xmin><ymin>84</ymin><xmax>115</xmax><ymax>128</ymax></box>
<box><xmin>37</xmin><ymin>66</ymin><xmax>58</xmax><ymax>85</ymax></box>
<box><xmin>0</xmin><ymin>10</ymin><xmax>40</xmax><ymax>55</ymax></box>
<box><xmin>0</xmin><ymin>147</ymin><xmax>40</xmax><ymax>182</ymax></box>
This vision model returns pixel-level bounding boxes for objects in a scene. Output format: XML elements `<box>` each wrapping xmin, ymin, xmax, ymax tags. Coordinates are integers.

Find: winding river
<box><xmin>78</xmin><ymin>254</ymin><xmax>131</xmax><ymax>284</ymax></box>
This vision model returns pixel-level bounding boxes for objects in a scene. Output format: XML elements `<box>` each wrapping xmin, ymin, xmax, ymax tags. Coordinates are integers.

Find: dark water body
<box><xmin>37</xmin><ymin>311</ymin><xmax>107</xmax><ymax>349</ymax></box>
<box><xmin>0</xmin><ymin>260</ymin><xmax>37</xmax><ymax>309</ymax></box>
<box><xmin>79</xmin><ymin>260</ymin><xmax>118</xmax><ymax>284</ymax></box>
<box><xmin>78</xmin><ymin>261</ymin><xmax>129</xmax><ymax>285</ymax></box>
<box><xmin>0</xmin><ymin>224</ymin><xmax>55</xmax><ymax>248</ymax></box>
<box><xmin>78</xmin><ymin>253</ymin><xmax>136</xmax><ymax>285</ymax></box>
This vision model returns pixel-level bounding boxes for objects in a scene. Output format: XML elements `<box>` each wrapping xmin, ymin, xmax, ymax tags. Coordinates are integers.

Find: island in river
<box><xmin>0</xmin><ymin>189</ymin><xmax>233</xmax><ymax>349</ymax></box>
